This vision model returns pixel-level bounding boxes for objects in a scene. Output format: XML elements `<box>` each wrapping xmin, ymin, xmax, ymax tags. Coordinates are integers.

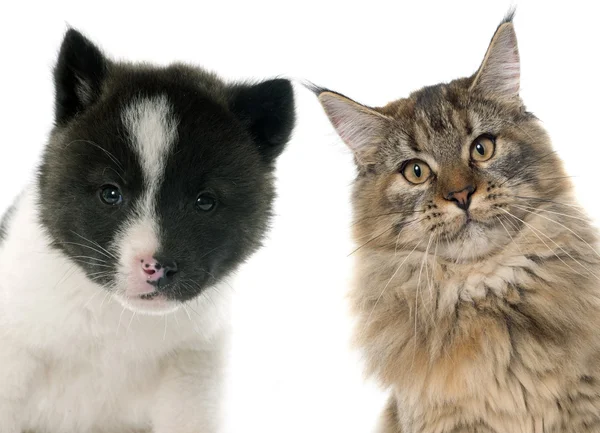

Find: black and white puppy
<box><xmin>0</xmin><ymin>29</ymin><xmax>294</xmax><ymax>432</ymax></box>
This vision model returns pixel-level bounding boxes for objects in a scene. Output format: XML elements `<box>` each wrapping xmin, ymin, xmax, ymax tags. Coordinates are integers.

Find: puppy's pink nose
<box><xmin>140</xmin><ymin>257</ymin><xmax>165</xmax><ymax>282</ymax></box>
<box><xmin>140</xmin><ymin>256</ymin><xmax>178</xmax><ymax>288</ymax></box>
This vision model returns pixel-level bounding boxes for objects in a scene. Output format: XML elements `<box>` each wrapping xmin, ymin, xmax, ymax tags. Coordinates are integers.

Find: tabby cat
<box><xmin>315</xmin><ymin>14</ymin><xmax>600</xmax><ymax>433</ymax></box>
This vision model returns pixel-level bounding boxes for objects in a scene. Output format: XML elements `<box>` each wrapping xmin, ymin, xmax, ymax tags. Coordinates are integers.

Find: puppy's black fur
<box><xmin>38</xmin><ymin>29</ymin><xmax>295</xmax><ymax>302</ymax></box>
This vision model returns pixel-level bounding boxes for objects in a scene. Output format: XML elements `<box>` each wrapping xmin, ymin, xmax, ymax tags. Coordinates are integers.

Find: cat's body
<box><xmin>0</xmin><ymin>29</ymin><xmax>294</xmax><ymax>433</ymax></box>
<box><xmin>316</xmin><ymin>15</ymin><xmax>600</xmax><ymax>433</ymax></box>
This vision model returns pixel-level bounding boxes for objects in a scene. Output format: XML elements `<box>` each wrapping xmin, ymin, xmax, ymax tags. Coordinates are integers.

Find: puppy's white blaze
<box><xmin>122</xmin><ymin>95</ymin><xmax>178</xmax><ymax>188</ymax></box>
<box><xmin>115</xmin><ymin>96</ymin><xmax>179</xmax><ymax>311</ymax></box>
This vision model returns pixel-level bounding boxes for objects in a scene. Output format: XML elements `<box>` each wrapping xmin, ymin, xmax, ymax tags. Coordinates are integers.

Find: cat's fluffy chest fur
<box><xmin>0</xmin><ymin>189</ymin><xmax>228</xmax><ymax>432</ymax></box>
<box><xmin>352</xmin><ymin>204</ymin><xmax>600</xmax><ymax>432</ymax></box>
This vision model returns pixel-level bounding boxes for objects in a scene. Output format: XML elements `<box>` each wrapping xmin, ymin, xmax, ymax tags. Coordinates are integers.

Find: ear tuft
<box><xmin>229</xmin><ymin>79</ymin><xmax>296</xmax><ymax>163</ymax></box>
<box><xmin>54</xmin><ymin>28</ymin><xmax>108</xmax><ymax>125</ymax></box>
<box><xmin>317</xmin><ymin>90</ymin><xmax>388</xmax><ymax>166</ymax></box>
<box><xmin>470</xmin><ymin>14</ymin><xmax>520</xmax><ymax>100</ymax></box>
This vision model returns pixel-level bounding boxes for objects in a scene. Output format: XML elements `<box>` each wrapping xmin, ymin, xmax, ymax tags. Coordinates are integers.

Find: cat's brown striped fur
<box><xmin>316</xmin><ymin>14</ymin><xmax>600</xmax><ymax>433</ymax></box>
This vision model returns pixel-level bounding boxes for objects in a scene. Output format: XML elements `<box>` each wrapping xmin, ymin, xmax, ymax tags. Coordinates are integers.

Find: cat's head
<box><xmin>38</xmin><ymin>29</ymin><xmax>295</xmax><ymax>314</ymax></box>
<box><xmin>315</xmin><ymin>14</ymin><xmax>567</xmax><ymax>262</ymax></box>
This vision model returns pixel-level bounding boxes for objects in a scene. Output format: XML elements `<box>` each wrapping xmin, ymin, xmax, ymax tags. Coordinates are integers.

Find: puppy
<box><xmin>0</xmin><ymin>29</ymin><xmax>294</xmax><ymax>433</ymax></box>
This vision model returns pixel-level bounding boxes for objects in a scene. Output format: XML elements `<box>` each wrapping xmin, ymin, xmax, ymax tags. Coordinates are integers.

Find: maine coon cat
<box><xmin>0</xmin><ymin>29</ymin><xmax>294</xmax><ymax>432</ymax></box>
<box><xmin>315</xmin><ymin>14</ymin><xmax>600</xmax><ymax>433</ymax></box>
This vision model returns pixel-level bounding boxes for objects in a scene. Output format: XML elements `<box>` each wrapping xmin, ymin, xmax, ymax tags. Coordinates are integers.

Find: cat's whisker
<box><xmin>503</xmin><ymin>213</ymin><xmax>522</xmax><ymax>234</ymax></box>
<box><xmin>512</xmin><ymin>205</ymin><xmax>600</xmax><ymax>259</ymax></box>
<box><xmin>351</xmin><ymin>210</ymin><xmax>425</xmax><ymax>227</ymax></box>
<box><xmin>501</xmin><ymin>208</ymin><xmax>600</xmax><ymax>281</ymax></box>
<box><xmin>420</xmin><ymin>234</ymin><xmax>436</xmax><ymax>325</ymax></box>
<box><xmin>511</xmin><ymin>196</ymin><xmax>587</xmax><ymax>215</ymax></box>
<box><xmin>411</xmin><ymin>235</ymin><xmax>434</xmax><ymax>369</ymax></box>
<box><xmin>364</xmin><ymin>240</ymin><xmax>423</xmax><ymax>329</ymax></box>
<box><xmin>513</xmin><ymin>203</ymin><xmax>590</xmax><ymax>223</ymax></box>
<box><xmin>394</xmin><ymin>229</ymin><xmax>404</xmax><ymax>256</ymax></box>
<box><xmin>429</xmin><ymin>236</ymin><xmax>441</xmax><ymax>325</ymax></box>
<box><xmin>349</xmin><ymin>216</ymin><xmax>427</xmax><ymax>256</ymax></box>
<box><xmin>348</xmin><ymin>226</ymin><xmax>396</xmax><ymax>256</ymax></box>
<box><xmin>496</xmin><ymin>216</ymin><xmax>525</xmax><ymax>256</ymax></box>
<box><xmin>506</xmin><ymin>175</ymin><xmax>575</xmax><ymax>189</ymax></box>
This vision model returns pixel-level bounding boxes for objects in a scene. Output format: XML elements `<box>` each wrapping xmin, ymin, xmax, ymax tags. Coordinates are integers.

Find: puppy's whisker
<box><xmin>70</xmin><ymin>255</ymin><xmax>108</xmax><ymax>263</ymax></box>
<box><xmin>63</xmin><ymin>139</ymin><xmax>124</xmax><ymax>173</ymax></box>
<box><xmin>56</xmin><ymin>241</ymin><xmax>115</xmax><ymax>260</ymax></box>
<box><xmin>69</xmin><ymin>231</ymin><xmax>118</xmax><ymax>260</ymax></box>
<box><xmin>116</xmin><ymin>307</ymin><xmax>127</xmax><ymax>336</ymax></box>
<box><xmin>126</xmin><ymin>312</ymin><xmax>136</xmax><ymax>335</ymax></box>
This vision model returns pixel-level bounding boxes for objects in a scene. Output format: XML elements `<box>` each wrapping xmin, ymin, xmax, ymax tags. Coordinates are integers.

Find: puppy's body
<box><xmin>1</xmin><ymin>189</ymin><xmax>228</xmax><ymax>432</ymax></box>
<box><xmin>0</xmin><ymin>29</ymin><xmax>294</xmax><ymax>433</ymax></box>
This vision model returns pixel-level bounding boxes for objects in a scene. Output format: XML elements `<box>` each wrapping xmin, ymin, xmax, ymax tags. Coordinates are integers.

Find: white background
<box><xmin>0</xmin><ymin>1</ymin><xmax>599</xmax><ymax>432</ymax></box>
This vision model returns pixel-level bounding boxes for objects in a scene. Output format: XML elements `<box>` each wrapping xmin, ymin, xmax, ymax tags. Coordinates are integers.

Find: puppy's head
<box><xmin>38</xmin><ymin>29</ymin><xmax>295</xmax><ymax>314</ymax></box>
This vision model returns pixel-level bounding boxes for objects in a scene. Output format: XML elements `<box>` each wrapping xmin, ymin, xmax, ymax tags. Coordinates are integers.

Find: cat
<box><xmin>0</xmin><ymin>29</ymin><xmax>294</xmax><ymax>433</ymax></box>
<box><xmin>314</xmin><ymin>13</ymin><xmax>600</xmax><ymax>433</ymax></box>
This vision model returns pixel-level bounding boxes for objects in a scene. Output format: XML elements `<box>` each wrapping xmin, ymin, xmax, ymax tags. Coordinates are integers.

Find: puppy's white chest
<box><xmin>24</xmin><ymin>342</ymin><xmax>159</xmax><ymax>432</ymax></box>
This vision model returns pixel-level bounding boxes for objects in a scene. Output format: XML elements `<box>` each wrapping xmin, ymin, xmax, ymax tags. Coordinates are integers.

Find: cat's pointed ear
<box><xmin>228</xmin><ymin>79</ymin><xmax>296</xmax><ymax>164</ymax></box>
<box><xmin>470</xmin><ymin>13</ymin><xmax>520</xmax><ymax>100</ymax></box>
<box><xmin>54</xmin><ymin>29</ymin><xmax>108</xmax><ymax>125</ymax></box>
<box><xmin>316</xmin><ymin>89</ymin><xmax>388</xmax><ymax>166</ymax></box>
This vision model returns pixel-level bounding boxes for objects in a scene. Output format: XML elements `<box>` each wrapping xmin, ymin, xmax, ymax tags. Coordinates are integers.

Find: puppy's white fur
<box><xmin>0</xmin><ymin>96</ymin><xmax>231</xmax><ymax>433</ymax></box>
<box><xmin>0</xmin><ymin>189</ymin><xmax>231</xmax><ymax>433</ymax></box>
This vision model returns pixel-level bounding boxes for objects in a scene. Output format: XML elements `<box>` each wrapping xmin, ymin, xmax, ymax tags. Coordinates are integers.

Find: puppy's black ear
<box><xmin>54</xmin><ymin>29</ymin><xmax>108</xmax><ymax>125</ymax></box>
<box><xmin>229</xmin><ymin>79</ymin><xmax>295</xmax><ymax>163</ymax></box>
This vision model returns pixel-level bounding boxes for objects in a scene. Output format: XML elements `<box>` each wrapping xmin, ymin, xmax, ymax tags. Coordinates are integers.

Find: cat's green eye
<box><xmin>401</xmin><ymin>160</ymin><xmax>431</xmax><ymax>185</ymax></box>
<box><xmin>470</xmin><ymin>135</ymin><xmax>496</xmax><ymax>162</ymax></box>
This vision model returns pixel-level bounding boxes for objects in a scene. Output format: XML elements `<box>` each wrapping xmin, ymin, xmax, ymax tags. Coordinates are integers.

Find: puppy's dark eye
<box><xmin>99</xmin><ymin>185</ymin><xmax>123</xmax><ymax>206</ymax></box>
<box><xmin>196</xmin><ymin>193</ymin><xmax>217</xmax><ymax>212</ymax></box>
<box><xmin>470</xmin><ymin>135</ymin><xmax>496</xmax><ymax>162</ymax></box>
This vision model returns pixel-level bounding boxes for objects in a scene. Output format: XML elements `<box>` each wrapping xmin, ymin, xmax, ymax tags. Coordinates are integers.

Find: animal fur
<box><xmin>0</xmin><ymin>29</ymin><xmax>294</xmax><ymax>433</ymax></box>
<box><xmin>315</xmin><ymin>13</ymin><xmax>600</xmax><ymax>433</ymax></box>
